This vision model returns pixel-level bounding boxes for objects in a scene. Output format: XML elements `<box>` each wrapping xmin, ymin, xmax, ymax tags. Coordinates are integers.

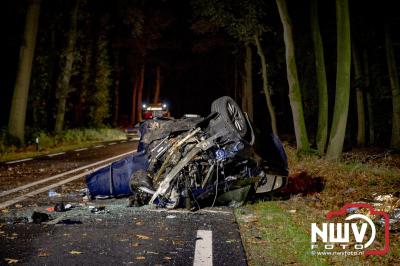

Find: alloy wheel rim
<box><xmin>227</xmin><ymin>102</ymin><xmax>244</xmax><ymax>132</ymax></box>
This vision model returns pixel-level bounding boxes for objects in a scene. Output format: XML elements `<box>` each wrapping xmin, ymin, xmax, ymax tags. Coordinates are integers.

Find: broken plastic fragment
<box><xmin>31</xmin><ymin>212</ymin><xmax>49</xmax><ymax>224</ymax></box>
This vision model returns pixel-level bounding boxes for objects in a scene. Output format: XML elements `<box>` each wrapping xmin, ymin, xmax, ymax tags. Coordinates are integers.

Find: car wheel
<box><xmin>211</xmin><ymin>96</ymin><xmax>248</xmax><ymax>138</ymax></box>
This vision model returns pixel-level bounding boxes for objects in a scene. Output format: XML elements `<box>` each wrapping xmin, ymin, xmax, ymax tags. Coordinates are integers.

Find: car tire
<box><xmin>211</xmin><ymin>96</ymin><xmax>248</xmax><ymax>138</ymax></box>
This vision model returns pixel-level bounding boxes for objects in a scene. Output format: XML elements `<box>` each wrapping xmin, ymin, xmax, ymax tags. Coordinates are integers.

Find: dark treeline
<box><xmin>1</xmin><ymin>0</ymin><xmax>399</xmax><ymax>160</ymax></box>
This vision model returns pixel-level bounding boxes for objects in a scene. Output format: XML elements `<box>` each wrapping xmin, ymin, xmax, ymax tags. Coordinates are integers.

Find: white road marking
<box><xmin>47</xmin><ymin>152</ymin><xmax>66</xmax><ymax>157</ymax></box>
<box><xmin>0</xmin><ymin>150</ymin><xmax>137</xmax><ymax>198</ymax></box>
<box><xmin>129</xmin><ymin>137</ymin><xmax>141</xmax><ymax>141</ymax></box>
<box><xmin>74</xmin><ymin>148</ymin><xmax>88</xmax><ymax>152</ymax></box>
<box><xmin>5</xmin><ymin>158</ymin><xmax>33</xmax><ymax>165</ymax></box>
<box><xmin>108</xmin><ymin>142</ymin><xmax>116</xmax><ymax>145</ymax></box>
<box><xmin>194</xmin><ymin>230</ymin><xmax>213</xmax><ymax>266</ymax></box>
<box><xmin>0</xmin><ymin>162</ymin><xmax>115</xmax><ymax>209</ymax></box>
<box><xmin>94</xmin><ymin>145</ymin><xmax>105</xmax><ymax>148</ymax></box>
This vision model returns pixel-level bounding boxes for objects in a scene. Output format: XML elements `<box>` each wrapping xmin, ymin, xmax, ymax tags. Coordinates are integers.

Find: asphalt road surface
<box><xmin>0</xmin><ymin>141</ymin><xmax>247</xmax><ymax>265</ymax></box>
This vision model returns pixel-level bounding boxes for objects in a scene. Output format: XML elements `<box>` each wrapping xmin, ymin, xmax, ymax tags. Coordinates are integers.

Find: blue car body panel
<box><xmin>86</xmin><ymin>151</ymin><xmax>149</xmax><ymax>197</ymax></box>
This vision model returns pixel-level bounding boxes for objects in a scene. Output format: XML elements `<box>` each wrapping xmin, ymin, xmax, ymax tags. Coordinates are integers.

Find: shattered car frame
<box><xmin>86</xmin><ymin>96</ymin><xmax>288</xmax><ymax>209</ymax></box>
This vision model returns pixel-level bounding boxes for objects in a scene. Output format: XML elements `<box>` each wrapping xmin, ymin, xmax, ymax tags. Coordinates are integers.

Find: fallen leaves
<box><xmin>146</xmin><ymin>251</ymin><xmax>159</xmax><ymax>255</ymax></box>
<box><xmin>6</xmin><ymin>233</ymin><xmax>18</xmax><ymax>240</ymax></box>
<box><xmin>238</xmin><ymin>214</ymin><xmax>258</xmax><ymax>223</ymax></box>
<box><xmin>135</xmin><ymin>256</ymin><xmax>146</xmax><ymax>260</ymax></box>
<box><xmin>136</xmin><ymin>234</ymin><xmax>150</xmax><ymax>240</ymax></box>
<box><xmin>172</xmin><ymin>239</ymin><xmax>184</xmax><ymax>246</ymax></box>
<box><xmin>69</xmin><ymin>250</ymin><xmax>83</xmax><ymax>255</ymax></box>
<box><xmin>38</xmin><ymin>250</ymin><xmax>50</xmax><ymax>257</ymax></box>
<box><xmin>4</xmin><ymin>258</ymin><xmax>19</xmax><ymax>264</ymax></box>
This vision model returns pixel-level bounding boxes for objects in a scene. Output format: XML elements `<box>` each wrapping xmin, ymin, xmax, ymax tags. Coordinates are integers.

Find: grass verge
<box><xmin>0</xmin><ymin>128</ymin><xmax>126</xmax><ymax>162</ymax></box>
<box><xmin>236</xmin><ymin>145</ymin><xmax>400</xmax><ymax>265</ymax></box>
<box><xmin>236</xmin><ymin>201</ymin><xmax>329</xmax><ymax>266</ymax></box>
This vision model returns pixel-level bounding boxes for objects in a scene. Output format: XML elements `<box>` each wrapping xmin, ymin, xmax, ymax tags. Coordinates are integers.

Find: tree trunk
<box><xmin>276</xmin><ymin>0</ymin><xmax>310</xmax><ymax>152</ymax></box>
<box><xmin>352</xmin><ymin>42</ymin><xmax>366</xmax><ymax>147</ymax></box>
<box><xmin>137</xmin><ymin>64</ymin><xmax>145</xmax><ymax>123</ymax></box>
<box><xmin>113</xmin><ymin>76</ymin><xmax>120</xmax><ymax>127</ymax></box>
<box><xmin>254</xmin><ymin>34</ymin><xmax>278</xmax><ymax>135</ymax></box>
<box><xmin>54</xmin><ymin>0</ymin><xmax>79</xmax><ymax>133</ymax></box>
<box><xmin>77</xmin><ymin>25</ymin><xmax>93</xmax><ymax>127</ymax></box>
<box><xmin>130</xmin><ymin>72</ymin><xmax>138</xmax><ymax>126</ymax></box>
<box><xmin>112</xmin><ymin>50</ymin><xmax>120</xmax><ymax>127</ymax></box>
<box><xmin>384</xmin><ymin>22</ymin><xmax>400</xmax><ymax>149</ymax></box>
<box><xmin>363</xmin><ymin>49</ymin><xmax>374</xmax><ymax>145</ymax></box>
<box><xmin>8</xmin><ymin>0</ymin><xmax>41</xmax><ymax>144</ymax></box>
<box><xmin>310</xmin><ymin>0</ymin><xmax>328</xmax><ymax>155</ymax></box>
<box><xmin>233</xmin><ymin>55</ymin><xmax>238</xmax><ymax>102</ymax></box>
<box><xmin>242</xmin><ymin>45</ymin><xmax>253</xmax><ymax>121</ymax></box>
<box><xmin>153</xmin><ymin>65</ymin><xmax>161</xmax><ymax>103</ymax></box>
<box><xmin>326</xmin><ymin>0</ymin><xmax>351</xmax><ymax>160</ymax></box>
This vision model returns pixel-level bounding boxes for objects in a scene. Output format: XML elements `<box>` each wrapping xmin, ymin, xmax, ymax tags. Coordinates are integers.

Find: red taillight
<box><xmin>144</xmin><ymin>112</ymin><xmax>153</xmax><ymax>120</ymax></box>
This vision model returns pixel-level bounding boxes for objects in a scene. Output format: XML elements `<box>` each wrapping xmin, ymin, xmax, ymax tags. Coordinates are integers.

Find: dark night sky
<box><xmin>1</xmin><ymin>0</ymin><xmax>399</xmax><ymax>144</ymax></box>
<box><xmin>1</xmin><ymin>0</ymin><xmax>238</xmax><ymax>126</ymax></box>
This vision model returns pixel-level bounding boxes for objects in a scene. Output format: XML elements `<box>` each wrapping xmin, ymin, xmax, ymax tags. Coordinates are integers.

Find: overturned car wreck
<box><xmin>86</xmin><ymin>96</ymin><xmax>288</xmax><ymax>209</ymax></box>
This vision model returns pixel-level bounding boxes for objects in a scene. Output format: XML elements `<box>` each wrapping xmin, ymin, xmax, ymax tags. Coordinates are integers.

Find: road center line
<box><xmin>0</xmin><ymin>150</ymin><xmax>137</xmax><ymax>198</ymax></box>
<box><xmin>47</xmin><ymin>152</ymin><xmax>66</xmax><ymax>157</ymax></box>
<box><xmin>0</xmin><ymin>155</ymin><xmax>135</xmax><ymax>209</ymax></box>
<box><xmin>5</xmin><ymin>158</ymin><xmax>33</xmax><ymax>165</ymax></box>
<box><xmin>193</xmin><ymin>230</ymin><xmax>213</xmax><ymax>266</ymax></box>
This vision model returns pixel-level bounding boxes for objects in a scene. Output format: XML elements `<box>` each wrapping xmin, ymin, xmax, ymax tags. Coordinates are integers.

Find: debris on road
<box><xmin>90</xmin><ymin>206</ymin><xmax>107</xmax><ymax>214</ymax></box>
<box><xmin>48</xmin><ymin>190</ymin><xmax>61</xmax><ymax>197</ymax></box>
<box><xmin>12</xmin><ymin>217</ymin><xmax>29</xmax><ymax>224</ymax></box>
<box><xmin>86</xmin><ymin>96</ymin><xmax>289</xmax><ymax>210</ymax></box>
<box><xmin>31</xmin><ymin>212</ymin><xmax>50</xmax><ymax>224</ymax></box>
<box><xmin>54</xmin><ymin>203</ymin><xmax>65</xmax><ymax>212</ymax></box>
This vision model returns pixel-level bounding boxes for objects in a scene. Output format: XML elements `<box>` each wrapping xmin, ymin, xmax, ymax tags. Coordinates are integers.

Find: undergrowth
<box><xmin>0</xmin><ymin>128</ymin><xmax>125</xmax><ymax>160</ymax></box>
<box><xmin>285</xmin><ymin>145</ymin><xmax>400</xmax><ymax>209</ymax></box>
<box><xmin>237</xmin><ymin>145</ymin><xmax>400</xmax><ymax>265</ymax></box>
